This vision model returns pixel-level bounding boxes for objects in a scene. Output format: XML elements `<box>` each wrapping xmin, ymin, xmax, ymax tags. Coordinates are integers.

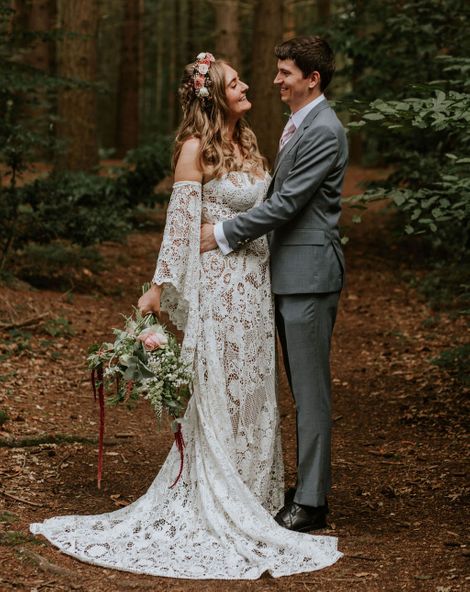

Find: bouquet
<box><xmin>87</xmin><ymin>287</ymin><xmax>192</xmax><ymax>488</ymax></box>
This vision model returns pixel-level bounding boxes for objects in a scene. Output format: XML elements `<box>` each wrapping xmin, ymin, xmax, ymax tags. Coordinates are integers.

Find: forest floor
<box><xmin>0</xmin><ymin>167</ymin><xmax>468</xmax><ymax>592</ymax></box>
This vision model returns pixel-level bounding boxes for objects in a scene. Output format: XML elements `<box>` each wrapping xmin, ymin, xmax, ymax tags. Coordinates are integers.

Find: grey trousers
<box><xmin>275</xmin><ymin>291</ymin><xmax>340</xmax><ymax>507</ymax></box>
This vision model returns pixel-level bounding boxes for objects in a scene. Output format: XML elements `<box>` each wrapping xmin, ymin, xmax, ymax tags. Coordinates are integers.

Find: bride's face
<box><xmin>223</xmin><ymin>63</ymin><xmax>251</xmax><ymax>118</ymax></box>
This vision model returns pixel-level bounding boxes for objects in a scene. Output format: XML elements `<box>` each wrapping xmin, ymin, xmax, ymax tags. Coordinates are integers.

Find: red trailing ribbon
<box><xmin>91</xmin><ymin>365</ymin><xmax>105</xmax><ymax>489</ymax></box>
<box><xmin>169</xmin><ymin>423</ymin><xmax>185</xmax><ymax>488</ymax></box>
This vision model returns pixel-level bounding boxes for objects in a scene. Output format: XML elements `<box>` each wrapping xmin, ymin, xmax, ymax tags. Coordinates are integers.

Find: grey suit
<box><xmin>223</xmin><ymin>99</ymin><xmax>348</xmax><ymax>507</ymax></box>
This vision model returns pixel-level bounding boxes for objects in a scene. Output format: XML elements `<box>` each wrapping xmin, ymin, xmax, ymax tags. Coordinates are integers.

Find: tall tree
<box><xmin>167</xmin><ymin>0</ymin><xmax>178</xmax><ymax>130</ymax></box>
<box><xmin>116</xmin><ymin>0</ymin><xmax>141</xmax><ymax>156</ymax></box>
<box><xmin>97</xmin><ymin>0</ymin><xmax>124</xmax><ymax>152</ymax></box>
<box><xmin>249</xmin><ymin>0</ymin><xmax>284</xmax><ymax>166</ymax></box>
<box><xmin>317</xmin><ymin>0</ymin><xmax>331</xmax><ymax>24</ymax></box>
<box><xmin>212</xmin><ymin>0</ymin><xmax>240</xmax><ymax>67</ymax></box>
<box><xmin>283</xmin><ymin>0</ymin><xmax>295</xmax><ymax>40</ymax></box>
<box><xmin>56</xmin><ymin>0</ymin><xmax>99</xmax><ymax>171</ymax></box>
<box><xmin>12</xmin><ymin>0</ymin><xmax>55</xmax><ymax>135</ymax></box>
<box><xmin>21</xmin><ymin>0</ymin><xmax>53</xmax><ymax>71</ymax></box>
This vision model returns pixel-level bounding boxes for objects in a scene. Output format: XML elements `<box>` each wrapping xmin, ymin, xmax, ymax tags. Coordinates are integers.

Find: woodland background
<box><xmin>1</xmin><ymin>0</ymin><xmax>469</xmax><ymax>277</ymax></box>
<box><xmin>0</xmin><ymin>2</ymin><xmax>469</xmax><ymax>591</ymax></box>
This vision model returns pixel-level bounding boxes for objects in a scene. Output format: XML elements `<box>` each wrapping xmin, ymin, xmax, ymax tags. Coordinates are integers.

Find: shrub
<box><xmin>13</xmin><ymin>241</ymin><xmax>104</xmax><ymax>290</ymax></box>
<box><xmin>432</xmin><ymin>344</ymin><xmax>470</xmax><ymax>386</ymax></box>
<box><xmin>19</xmin><ymin>172</ymin><xmax>131</xmax><ymax>247</ymax></box>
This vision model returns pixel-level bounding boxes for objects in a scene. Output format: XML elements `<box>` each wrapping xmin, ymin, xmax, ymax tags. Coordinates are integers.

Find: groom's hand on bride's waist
<box><xmin>200</xmin><ymin>223</ymin><xmax>217</xmax><ymax>253</ymax></box>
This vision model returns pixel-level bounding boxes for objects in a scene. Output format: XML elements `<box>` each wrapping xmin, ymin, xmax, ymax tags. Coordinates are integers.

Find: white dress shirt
<box><xmin>214</xmin><ymin>94</ymin><xmax>326</xmax><ymax>255</ymax></box>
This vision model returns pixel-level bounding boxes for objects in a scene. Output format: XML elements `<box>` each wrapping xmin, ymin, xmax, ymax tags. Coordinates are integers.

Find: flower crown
<box><xmin>192</xmin><ymin>52</ymin><xmax>215</xmax><ymax>99</ymax></box>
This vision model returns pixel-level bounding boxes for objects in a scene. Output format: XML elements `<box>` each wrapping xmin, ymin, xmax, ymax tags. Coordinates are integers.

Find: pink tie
<box><xmin>279</xmin><ymin>118</ymin><xmax>296</xmax><ymax>150</ymax></box>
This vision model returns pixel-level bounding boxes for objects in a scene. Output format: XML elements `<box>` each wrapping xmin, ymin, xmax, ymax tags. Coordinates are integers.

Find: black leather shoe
<box><xmin>283</xmin><ymin>489</ymin><xmax>329</xmax><ymax>514</ymax></box>
<box><xmin>275</xmin><ymin>501</ymin><xmax>328</xmax><ymax>532</ymax></box>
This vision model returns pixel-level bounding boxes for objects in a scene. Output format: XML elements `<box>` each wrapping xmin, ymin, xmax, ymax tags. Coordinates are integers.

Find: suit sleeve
<box><xmin>222</xmin><ymin>126</ymin><xmax>339</xmax><ymax>250</ymax></box>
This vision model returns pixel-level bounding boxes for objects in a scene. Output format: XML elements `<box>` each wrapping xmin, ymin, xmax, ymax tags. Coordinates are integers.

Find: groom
<box><xmin>200</xmin><ymin>36</ymin><xmax>348</xmax><ymax>532</ymax></box>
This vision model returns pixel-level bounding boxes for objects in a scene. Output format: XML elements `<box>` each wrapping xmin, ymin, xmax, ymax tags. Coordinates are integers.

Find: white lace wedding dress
<box><xmin>30</xmin><ymin>172</ymin><xmax>342</xmax><ymax>579</ymax></box>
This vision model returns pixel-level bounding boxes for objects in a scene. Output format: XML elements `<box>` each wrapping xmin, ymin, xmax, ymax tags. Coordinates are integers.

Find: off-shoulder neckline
<box><xmin>172</xmin><ymin>180</ymin><xmax>202</xmax><ymax>188</ymax></box>
<box><xmin>204</xmin><ymin>171</ymin><xmax>268</xmax><ymax>189</ymax></box>
<box><xmin>173</xmin><ymin>171</ymin><xmax>269</xmax><ymax>191</ymax></box>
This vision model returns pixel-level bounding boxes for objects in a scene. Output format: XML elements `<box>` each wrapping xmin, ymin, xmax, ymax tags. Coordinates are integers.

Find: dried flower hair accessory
<box><xmin>193</xmin><ymin>52</ymin><xmax>215</xmax><ymax>99</ymax></box>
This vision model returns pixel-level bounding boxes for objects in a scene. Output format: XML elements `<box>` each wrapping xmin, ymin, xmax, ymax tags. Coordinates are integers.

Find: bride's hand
<box><xmin>138</xmin><ymin>284</ymin><xmax>161</xmax><ymax>316</ymax></box>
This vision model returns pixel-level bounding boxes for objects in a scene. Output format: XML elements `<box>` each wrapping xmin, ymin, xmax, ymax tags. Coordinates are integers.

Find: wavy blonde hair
<box><xmin>172</xmin><ymin>59</ymin><xmax>267</xmax><ymax>179</ymax></box>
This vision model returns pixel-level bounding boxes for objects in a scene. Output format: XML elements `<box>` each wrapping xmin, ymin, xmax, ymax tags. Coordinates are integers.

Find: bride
<box><xmin>30</xmin><ymin>52</ymin><xmax>342</xmax><ymax>579</ymax></box>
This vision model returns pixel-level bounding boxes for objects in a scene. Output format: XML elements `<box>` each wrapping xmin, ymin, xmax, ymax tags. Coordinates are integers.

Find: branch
<box><xmin>0</xmin><ymin>312</ymin><xmax>50</xmax><ymax>331</ymax></box>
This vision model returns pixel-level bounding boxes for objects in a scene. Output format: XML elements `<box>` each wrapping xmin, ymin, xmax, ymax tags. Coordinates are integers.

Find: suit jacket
<box><xmin>223</xmin><ymin>99</ymin><xmax>348</xmax><ymax>294</ymax></box>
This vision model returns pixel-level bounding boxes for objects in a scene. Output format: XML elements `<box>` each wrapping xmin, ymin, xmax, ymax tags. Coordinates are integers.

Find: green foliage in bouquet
<box><xmin>87</xmin><ymin>286</ymin><xmax>192</xmax><ymax>488</ymax></box>
<box><xmin>87</xmin><ymin>308</ymin><xmax>192</xmax><ymax>424</ymax></box>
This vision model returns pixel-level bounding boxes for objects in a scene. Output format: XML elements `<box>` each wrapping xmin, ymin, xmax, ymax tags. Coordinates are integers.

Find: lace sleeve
<box><xmin>152</xmin><ymin>181</ymin><xmax>202</xmax><ymax>365</ymax></box>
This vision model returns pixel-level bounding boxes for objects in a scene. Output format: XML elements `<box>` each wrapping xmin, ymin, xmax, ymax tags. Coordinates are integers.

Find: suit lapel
<box><xmin>271</xmin><ymin>99</ymin><xmax>330</xmax><ymax>181</ymax></box>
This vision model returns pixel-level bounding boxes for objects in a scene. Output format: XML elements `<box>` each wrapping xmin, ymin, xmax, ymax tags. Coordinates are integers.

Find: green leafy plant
<box><xmin>0</xmin><ymin>512</ymin><xmax>18</xmax><ymax>524</ymax></box>
<box><xmin>19</xmin><ymin>172</ymin><xmax>131</xmax><ymax>247</ymax></box>
<box><xmin>325</xmin><ymin>1</ymin><xmax>470</xmax><ymax>257</ymax></box>
<box><xmin>13</xmin><ymin>241</ymin><xmax>104</xmax><ymax>290</ymax></box>
<box><xmin>115</xmin><ymin>136</ymin><xmax>172</xmax><ymax>208</ymax></box>
<box><xmin>346</xmin><ymin>87</ymin><xmax>470</xmax><ymax>252</ymax></box>
<box><xmin>0</xmin><ymin>408</ymin><xmax>8</xmax><ymax>426</ymax></box>
<box><xmin>432</xmin><ymin>344</ymin><xmax>470</xmax><ymax>386</ymax></box>
<box><xmin>43</xmin><ymin>317</ymin><xmax>75</xmax><ymax>338</ymax></box>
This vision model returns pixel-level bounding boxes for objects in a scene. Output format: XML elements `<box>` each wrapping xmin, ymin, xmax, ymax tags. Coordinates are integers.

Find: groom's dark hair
<box><xmin>275</xmin><ymin>36</ymin><xmax>335</xmax><ymax>91</ymax></box>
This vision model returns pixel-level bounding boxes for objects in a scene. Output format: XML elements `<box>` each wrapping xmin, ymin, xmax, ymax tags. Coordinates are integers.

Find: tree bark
<box><xmin>212</xmin><ymin>0</ymin><xmax>240</xmax><ymax>67</ymax></box>
<box><xmin>249</xmin><ymin>0</ymin><xmax>284</xmax><ymax>166</ymax></box>
<box><xmin>350</xmin><ymin>0</ymin><xmax>364</xmax><ymax>164</ymax></box>
<box><xmin>96</xmin><ymin>0</ymin><xmax>124</xmax><ymax>152</ymax></box>
<box><xmin>22</xmin><ymin>0</ymin><xmax>53</xmax><ymax>72</ymax></box>
<box><xmin>56</xmin><ymin>0</ymin><xmax>99</xmax><ymax>171</ymax></box>
<box><xmin>317</xmin><ymin>0</ymin><xmax>331</xmax><ymax>24</ymax></box>
<box><xmin>167</xmin><ymin>0</ymin><xmax>177</xmax><ymax>131</ymax></box>
<box><xmin>116</xmin><ymin>0</ymin><xmax>141</xmax><ymax>157</ymax></box>
<box><xmin>155</xmin><ymin>1</ymin><xmax>165</xmax><ymax>128</ymax></box>
<box><xmin>283</xmin><ymin>0</ymin><xmax>295</xmax><ymax>40</ymax></box>
<box><xmin>12</xmin><ymin>0</ymin><xmax>55</xmax><ymax>148</ymax></box>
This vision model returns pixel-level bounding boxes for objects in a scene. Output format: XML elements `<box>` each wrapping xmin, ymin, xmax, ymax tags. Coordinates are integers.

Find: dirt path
<box><xmin>0</xmin><ymin>167</ymin><xmax>468</xmax><ymax>592</ymax></box>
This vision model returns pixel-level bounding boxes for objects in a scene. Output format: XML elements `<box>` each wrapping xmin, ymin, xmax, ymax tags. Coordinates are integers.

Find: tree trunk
<box><xmin>186</xmin><ymin>0</ymin><xmax>197</xmax><ymax>59</ymax></box>
<box><xmin>23</xmin><ymin>0</ymin><xmax>53</xmax><ymax>71</ymax></box>
<box><xmin>12</xmin><ymin>0</ymin><xmax>55</xmax><ymax>145</ymax></box>
<box><xmin>350</xmin><ymin>0</ymin><xmax>364</xmax><ymax>164</ymax></box>
<box><xmin>165</xmin><ymin>0</ymin><xmax>180</xmax><ymax>131</ymax></box>
<box><xmin>249</xmin><ymin>0</ymin><xmax>284</xmax><ymax>166</ymax></box>
<box><xmin>213</xmin><ymin>0</ymin><xmax>240</xmax><ymax>67</ymax></box>
<box><xmin>155</xmin><ymin>1</ymin><xmax>165</xmax><ymax>129</ymax></box>
<box><xmin>96</xmin><ymin>0</ymin><xmax>124</xmax><ymax>152</ymax></box>
<box><xmin>283</xmin><ymin>0</ymin><xmax>295</xmax><ymax>40</ymax></box>
<box><xmin>116</xmin><ymin>0</ymin><xmax>141</xmax><ymax>157</ymax></box>
<box><xmin>56</xmin><ymin>0</ymin><xmax>99</xmax><ymax>171</ymax></box>
<box><xmin>317</xmin><ymin>0</ymin><xmax>331</xmax><ymax>24</ymax></box>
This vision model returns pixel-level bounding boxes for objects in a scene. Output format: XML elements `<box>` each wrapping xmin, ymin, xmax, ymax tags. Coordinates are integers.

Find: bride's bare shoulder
<box><xmin>174</xmin><ymin>138</ymin><xmax>203</xmax><ymax>183</ymax></box>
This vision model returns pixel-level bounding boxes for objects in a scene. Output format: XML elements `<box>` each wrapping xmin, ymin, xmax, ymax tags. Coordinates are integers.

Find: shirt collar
<box><xmin>290</xmin><ymin>94</ymin><xmax>325</xmax><ymax>129</ymax></box>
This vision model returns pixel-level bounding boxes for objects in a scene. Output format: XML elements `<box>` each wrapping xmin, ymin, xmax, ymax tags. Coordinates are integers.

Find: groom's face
<box><xmin>274</xmin><ymin>59</ymin><xmax>316</xmax><ymax>112</ymax></box>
